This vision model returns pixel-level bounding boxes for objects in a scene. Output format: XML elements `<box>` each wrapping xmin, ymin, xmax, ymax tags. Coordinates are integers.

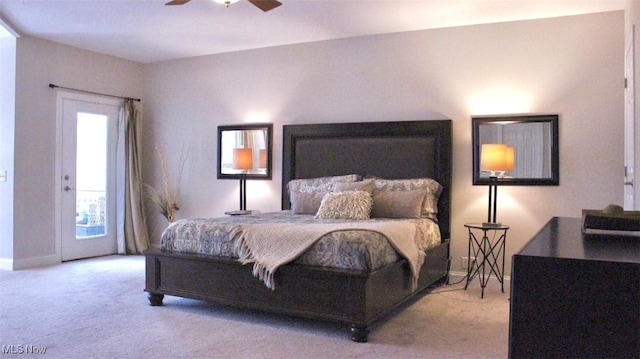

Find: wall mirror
<box><xmin>217</xmin><ymin>123</ymin><xmax>273</xmax><ymax>180</ymax></box>
<box><xmin>472</xmin><ymin>114</ymin><xmax>559</xmax><ymax>186</ymax></box>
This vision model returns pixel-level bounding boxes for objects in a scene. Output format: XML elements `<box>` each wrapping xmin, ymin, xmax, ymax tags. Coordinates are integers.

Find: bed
<box><xmin>144</xmin><ymin>120</ymin><xmax>452</xmax><ymax>342</ymax></box>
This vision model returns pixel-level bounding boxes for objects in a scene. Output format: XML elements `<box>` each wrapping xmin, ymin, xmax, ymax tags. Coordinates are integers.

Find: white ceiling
<box><xmin>0</xmin><ymin>0</ymin><xmax>625</xmax><ymax>64</ymax></box>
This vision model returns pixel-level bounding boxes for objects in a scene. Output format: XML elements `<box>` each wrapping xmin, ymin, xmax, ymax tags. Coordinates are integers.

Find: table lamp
<box><xmin>480</xmin><ymin>144</ymin><xmax>514</xmax><ymax>227</ymax></box>
<box><xmin>232</xmin><ymin>148</ymin><xmax>253</xmax><ymax>212</ymax></box>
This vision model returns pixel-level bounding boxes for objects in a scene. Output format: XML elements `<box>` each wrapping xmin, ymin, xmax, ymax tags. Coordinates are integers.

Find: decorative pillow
<box><xmin>371</xmin><ymin>178</ymin><xmax>443</xmax><ymax>220</ymax></box>
<box><xmin>370</xmin><ymin>189</ymin><xmax>426</xmax><ymax>219</ymax></box>
<box><xmin>290</xmin><ymin>191</ymin><xmax>326</xmax><ymax>214</ymax></box>
<box><xmin>315</xmin><ymin>191</ymin><xmax>373</xmax><ymax>220</ymax></box>
<box><xmin>333</xmin><ymin>179</ymin><xmax>374</xmax><ymax>193</ymax></box>
<box><xmin>288</xmin><ymin>174</ymin><xmax>360</xmax><ymax>214</ymax></box>
<box><xmin>287</xmin><ymin>174</ymin><xmax>360</xmax><ymax>194</ymax></box>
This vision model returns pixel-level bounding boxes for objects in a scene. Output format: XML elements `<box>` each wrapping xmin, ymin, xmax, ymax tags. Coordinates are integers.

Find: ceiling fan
<box><xmin>165</xmin><ymin>0</ymin><xmax>282</xmax><ymax>12</ymax></box>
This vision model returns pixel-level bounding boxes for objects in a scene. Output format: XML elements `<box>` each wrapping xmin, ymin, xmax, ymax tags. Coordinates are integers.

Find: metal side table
<box><xmin>464</xmin><ymin>223</ymin><xmax>508</xmax><ymax>298</ymax></box>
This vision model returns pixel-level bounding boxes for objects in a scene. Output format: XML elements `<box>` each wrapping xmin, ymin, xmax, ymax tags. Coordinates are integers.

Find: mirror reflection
<box><xmin>217</xmin><ymin>124</ymin><xmax>273</xmax><ymax>179</ymax></box>
<box><xmin>472</xmin><ymin>115</ymin><xmax>559</xmax><ymax>186</ymax></box>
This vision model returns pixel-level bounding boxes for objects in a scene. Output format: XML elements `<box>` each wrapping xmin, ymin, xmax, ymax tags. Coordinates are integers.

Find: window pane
<box><xmin>75</xmin><ymin>112</ymin><xmax>107</xmax><ymax>239</ymax></box>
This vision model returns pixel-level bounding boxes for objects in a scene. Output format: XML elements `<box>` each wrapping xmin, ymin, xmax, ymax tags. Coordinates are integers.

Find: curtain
<box><xmin>116</xmin><ymin>100</ymin><xmax>150</xmax><ymax>254</ymax></box>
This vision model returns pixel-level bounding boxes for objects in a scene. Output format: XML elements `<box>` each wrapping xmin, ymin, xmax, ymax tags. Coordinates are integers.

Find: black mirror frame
<box><xmin>217</xmin><ymin>123</ymin><xmax>273</xmax><ymax>180</ymax></box>
<box><xmin>472</xmin><ymin>114</ymin><xmax>559</xmax><ymax>186</ymax></box>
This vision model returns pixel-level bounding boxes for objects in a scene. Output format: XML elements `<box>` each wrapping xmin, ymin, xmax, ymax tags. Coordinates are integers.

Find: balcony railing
<box><xmin>76</xmin><ymin>190</ymin><xmax>106</xmax><ymax>238</ymax></box>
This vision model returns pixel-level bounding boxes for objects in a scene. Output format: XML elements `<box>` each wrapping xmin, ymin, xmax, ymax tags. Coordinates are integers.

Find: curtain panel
<box><xmin>117</xmin><ymin>101</ymin><xmax>150</xmax><ymax>254</ymax></box>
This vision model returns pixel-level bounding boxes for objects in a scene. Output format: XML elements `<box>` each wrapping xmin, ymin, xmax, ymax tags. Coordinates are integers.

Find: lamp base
<box><xmin>482</xmin><ymin>222</ymin><xmax>503</xmax><ymax>228</ymax></box>
<box><xmin>225</xmin><ymin>210</ymin><xmax>258</xmax><ymax>216</ymax></box>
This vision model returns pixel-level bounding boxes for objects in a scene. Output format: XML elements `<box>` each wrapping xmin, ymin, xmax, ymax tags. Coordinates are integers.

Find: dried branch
<box><xmin>173</xmin><ymin>143</ymin><xmax>190</xmax><ymax>214</ymax></box>
<box><xmin>144</xmin><ymin>143</ymin><xmax>189</xmax><ymax>223</ymax></box>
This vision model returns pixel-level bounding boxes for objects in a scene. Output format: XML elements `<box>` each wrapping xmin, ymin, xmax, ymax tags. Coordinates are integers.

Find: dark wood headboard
<box><xmin>281</xmin><ymin>120</ymin><xmax>452</xmax><ymax>240</ymax></box>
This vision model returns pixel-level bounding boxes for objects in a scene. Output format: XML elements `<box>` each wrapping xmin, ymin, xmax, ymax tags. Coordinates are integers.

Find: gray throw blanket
<box><xmin>235</xmin><ymin>221</ymin><xmax>425</xmax><ymax>290</ymax></box>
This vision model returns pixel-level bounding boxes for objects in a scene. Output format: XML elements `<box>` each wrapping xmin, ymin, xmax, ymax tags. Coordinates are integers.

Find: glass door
<box><xmin>60</xmin><ymin>95</ymin><xmax>119</xmax><ymax>261</ymax></box>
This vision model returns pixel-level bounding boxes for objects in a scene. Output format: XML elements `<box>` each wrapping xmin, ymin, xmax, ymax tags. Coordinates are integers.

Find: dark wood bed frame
<box><xmin>144</xmin><ymin>120</ymin><xmax>452</xmax><ymax>342</ymax></box>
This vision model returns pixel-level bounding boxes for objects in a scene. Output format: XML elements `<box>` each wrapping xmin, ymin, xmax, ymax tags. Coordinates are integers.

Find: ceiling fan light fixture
<box><xmin>167</xmin><ymin>0</ymin><xmax>281</xmax><ymax>12</ymax></box>
<box><xmin>213</xmin><ymin>0</ymin><xmax>239</xmax><ymax>7</ymax></box>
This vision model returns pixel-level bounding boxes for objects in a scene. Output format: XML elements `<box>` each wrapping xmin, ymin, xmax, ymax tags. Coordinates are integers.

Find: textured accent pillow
<box><xmin>371</xmin><ymin>178</ymin><xmax>443</xmax><ymax>220</ymax></box>
<box><xmin>290</xmin><ymin>191</ymin><xmax>327</xmax><ymax>214</ymax></box>
<box><xmin>370</xmin><ymin>189</ymin><xmax>427</xmax><ymax>219</ymax></box>
<box><xmin>333</xmin><ymin>179</ymin><xmax>374</xmax><ymax>193</ymax></box>
<box><xmin>315</xmin><ymin>191</ymin><xmax>373</xmax><ymax>220</ymax></box>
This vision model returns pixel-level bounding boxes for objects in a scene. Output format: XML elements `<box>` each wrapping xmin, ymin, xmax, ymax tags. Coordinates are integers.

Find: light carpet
<box><xmin>0</xmin><ymin>255</ymin><xmax>509</xmax><ymax>358</ymax></box>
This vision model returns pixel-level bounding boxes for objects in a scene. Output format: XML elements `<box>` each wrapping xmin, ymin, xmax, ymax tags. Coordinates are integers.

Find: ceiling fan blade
<box><xmin>165</xmin><ymin>0</ymin><xmax>191</xmax><ymax>5</ymax></box>
<box><xmin>248</xmin><ymin>0</ymin><xmax>282</xmax><ymax>12</ymax></box>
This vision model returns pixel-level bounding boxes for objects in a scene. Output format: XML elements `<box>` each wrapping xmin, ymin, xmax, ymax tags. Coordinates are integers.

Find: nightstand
<box><xmin>464</xmin><ymin>223</ymin><xmax>508</xmax><ymax>298</ymax></box>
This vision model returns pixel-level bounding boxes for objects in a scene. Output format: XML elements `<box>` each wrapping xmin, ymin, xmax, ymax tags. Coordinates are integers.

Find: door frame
<box><xmin>625</xmin><ymin>25</ymin><xmax>636</xmax><ymax>210</ymax></box>
<box><xmin>55</xmin><ymin>91</ymin><xmax>122</xmax><ymax>262</ymax></box>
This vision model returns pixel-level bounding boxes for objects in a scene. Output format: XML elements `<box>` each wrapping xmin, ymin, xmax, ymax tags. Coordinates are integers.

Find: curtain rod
<box><xmin>48</xmin><ymin>83</ymin><xmax>141</xmax><ymax>102</ymax></box>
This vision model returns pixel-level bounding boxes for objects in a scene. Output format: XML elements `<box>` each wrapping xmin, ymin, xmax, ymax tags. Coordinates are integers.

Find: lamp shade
<box><xmin>258</xmin><ymin>149</ymin><xmax>267</xmax><ymax>169</ymax></box>
<box><xmin>480</xmin><ymin>144</ymin><xmax>508</xmax><ymax>172</ymax></box>
<box><xmin>232</xmin><ymin>148</ymin><xmax>253</xmax><ymax>170</ymax></box>
<box><xmin>505</xmin><ymin>146</ymin><xmax>515</xmax><ymax>172</ymax></box>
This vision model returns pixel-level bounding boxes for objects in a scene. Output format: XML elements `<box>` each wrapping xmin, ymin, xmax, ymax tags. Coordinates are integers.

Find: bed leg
<box><xmin>350</xmin><ymin>324</ymin><xmax>370</xmax><ymax>343</ymax></box>
<box><xmin>148</xmin><ymin>293</ymin><xmax>164</xmax><ymax>306</ymax></box>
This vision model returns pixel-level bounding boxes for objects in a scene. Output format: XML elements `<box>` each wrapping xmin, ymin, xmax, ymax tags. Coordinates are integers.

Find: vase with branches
<box><xmin>144</xmin><ymin>143</ymin><xmax>189</xmax><ymax>223</ymax></box>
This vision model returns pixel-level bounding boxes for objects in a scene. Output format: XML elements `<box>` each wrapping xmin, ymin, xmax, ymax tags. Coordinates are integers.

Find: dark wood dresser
<box><xmin>509</xmin><ymin>217</ymin><xmax>640</xmax><ymax>358</ymax></box>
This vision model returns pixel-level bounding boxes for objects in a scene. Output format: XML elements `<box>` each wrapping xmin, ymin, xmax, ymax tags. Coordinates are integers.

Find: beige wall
<box><xmin>0</xmin><ymin>35</ymin><xmax>16</xmax><ymax>263</ymax></box>
<box><xmin>143</xmin><ymin>11</ymin><xmax>624</xmax><ymax>275</ymax></box>
<box><xmin>2</xmin><ymin>35</ymin><xmax>143</xmax><ymax>268</ymax></box>
<box><xmin>1</xmin><ymin>11</ymin><xmax>627</xmax><ymax>275</ymax></box>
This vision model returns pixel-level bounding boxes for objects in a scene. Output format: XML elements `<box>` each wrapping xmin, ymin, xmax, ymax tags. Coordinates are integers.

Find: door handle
<box><xmin>64</xmin><ymin>185</ymin><xmax>74</xmax><ymax>191</ymax></box>
<box><xmin>624</xmin><ymin>181</ymin><xmax>634</xmax><ymax>186</ymax></box>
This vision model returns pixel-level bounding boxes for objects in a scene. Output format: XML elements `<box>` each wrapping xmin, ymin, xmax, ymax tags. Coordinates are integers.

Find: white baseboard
<box><xmin>448</xmin><ymin>270</ymin><xmax>511</xmax><ymax>283</ymax></box>
<box><xmin>0</xmin><ymin>254</ymin><xmax>60</xmax><ymax>270</ymax></box>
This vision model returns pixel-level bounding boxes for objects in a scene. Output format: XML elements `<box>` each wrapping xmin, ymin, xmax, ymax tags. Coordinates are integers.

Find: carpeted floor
<box><xmin>0</xmin><ymin>255</ymin><xmax>509</xmax><ymax>358</ymax></box>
